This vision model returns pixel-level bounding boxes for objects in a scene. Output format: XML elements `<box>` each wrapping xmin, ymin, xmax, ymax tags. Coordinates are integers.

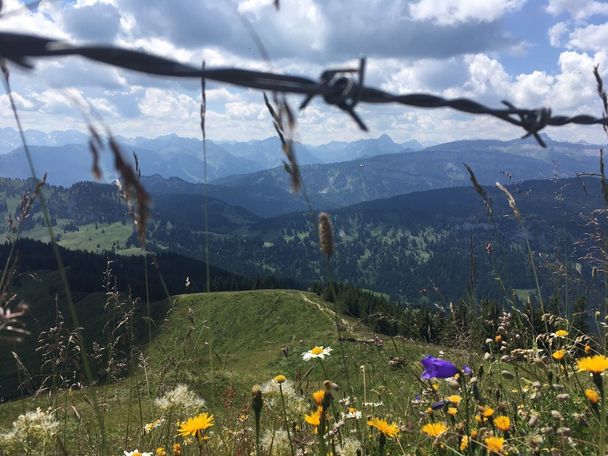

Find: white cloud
<box><xmin>546</xmin><ymin>0</ymin><xmax>608</xmax><ymax>20</ymax></box>
<box><xmin>463</xmin><ymin>54</ymin><xmax>511</xmax><ymax>98</ymax></box>
<box><xmin>548</xmin><ymin>21</ymin><xmax>569</xmax><ymax>47</ymax></box>
<box><xmin>225</xmin><ymin>101</ymin><xmax>264</xmax><ymax>120</ymax></box>
<box><xmin>0</xmin><ymin>0</ymin><xmax>68</xmax><ymax>39</ymax></box>
<box><xmin>511</xmin><ymin>71</ymin><xmax>555</xmax><ymax>106</ymax></box>
<box><xmin>409</xmin><ymin>0</ymin><xmax>526</xmax><ymax>25</ymax></box>
<box><xmin>205</xmin><ymin>88</ymin><xmax>239</xmax><ymax>103</ymax></box>
<box><xmin>0</xmin><ymin>92</ymin><xmax>35</xmax><ymax>110</ymax></box>
<box><xmin>567</xmin><ymin>23</ymin><xmax>608</xmax><ymax>52</ymax></box>
<box><xmin>139</xmin><ymin>88</ymin><xmax>198</xmax><ymax>119</ymax></box>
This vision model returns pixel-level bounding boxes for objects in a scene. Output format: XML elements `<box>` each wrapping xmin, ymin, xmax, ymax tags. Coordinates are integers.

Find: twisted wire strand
<box><xmin>1</xmin><ymin>31</ymin><xmax>607</xmax><ymax>146</ymax></box>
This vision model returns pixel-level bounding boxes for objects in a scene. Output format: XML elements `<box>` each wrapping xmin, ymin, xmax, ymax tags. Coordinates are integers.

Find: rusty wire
<box><xmin>1</xmin><ymin>31</ymin><xmax>607</xmax><ymax>147</ymax></box>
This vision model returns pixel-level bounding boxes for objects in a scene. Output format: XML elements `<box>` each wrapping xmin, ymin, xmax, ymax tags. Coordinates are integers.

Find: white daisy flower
<box><xmin>302</xmin><ymin>345</ymin><xmax>332</xmax><ymax>361</ymax></box>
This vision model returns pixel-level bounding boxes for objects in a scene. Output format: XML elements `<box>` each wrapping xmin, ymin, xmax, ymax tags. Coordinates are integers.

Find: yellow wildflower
<box><xmin>494</xmin><ymin>335</ymin><xmax>502</xmax><ymax>343</ymax></box>
<box><xmin>274</xmin><ymin>374</ymin><xmax>286</xmax><ymax>384</ymax></box>
<box><xmin>177</xmin><ymin>413</ymin><xmax>214</xmax><ymax>439</ymax></box>
<box><xmin>172</xmin><ymin>443</ymin><xmax>182</xmax><ymax>456</ymax></box>
<box><xmin>484</xmin><ymin>436</ymin><xmax>505</xmax><ymax>454</ymax></box>
<box><xmin>155</xmin><ymin>448</ymin><xmax>167</xmax><ymax>456</ymax></box>
<box><xmin>368</xmin><ymin>417</ymin><xmax>400</xmax><ymax>438</ymax></box>
<box><xmin>312</xmin><ymin>389</ymin><xmax>325</xmax><ymax>405</ymax></box>
<box><xmin>421</xmin><ymin>421</ymin><xmax>448</xmax><ymax>438</ymax></box>
<box><xmin>493</xmin><ymin>416</ymin><xmax>511</xmax><ymax>432</ymax></box>
<box><xmin>481</xmin><ymin>406</ymin><xmax>494</xmax><ymax>418</ymax></box>
<box><xmin>447</xmin><ymin>407</ymin><xmax>458</xmax><ymax>416</ymax></box>
<box><xmin>585</xmin><ymin>388</ymin><xmax>600</xmax><ymax>405</ymax></box>
<box><xmin>585</xmin><ymin>344</ymin><xmax>592</xmax><ymax>354</ymax></box>
<box><xmin>304</xmin><ymin>406</ymin><xmax>323</xmax><ymax>431</ymax></box>
<box><xmin>578</xmin><ymin>355</ymin><xmax>608</xmax><ymax>374</ymax></box>
<box><xmin>552</xmin><ymin>349</ymin><xmax>566</xmax><ymax>361</ymax></box>
<box><xmin>555</xmin><ymin>329</ymin><xmax>569</xmax><ymax>337</ymax></box>
<box><xmin>460</xmin><ymin>435</ymin><xmax>469</xmax><ymax>451</ymax></box>
<box><xmin>446</xmin><ymin>394</ymin><xmax>462</xmax><ymax>405</ymax></box>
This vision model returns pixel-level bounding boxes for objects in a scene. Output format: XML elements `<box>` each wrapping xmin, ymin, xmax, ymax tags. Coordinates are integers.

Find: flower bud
<box><xmin>501</xmin><ymin>370</ymin><xmax>514</xmax><ymax>380</ymax></box>
<box><xmin>318</xmin><ymin>212</ymin><xmax>334</xmax><ymax>257</ymax></box>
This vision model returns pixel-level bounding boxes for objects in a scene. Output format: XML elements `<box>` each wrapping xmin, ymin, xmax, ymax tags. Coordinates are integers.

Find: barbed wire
<box><xmin>1</xmin><ymin>30</ymin><xmax>607</xmax><ymax>147</ymax></box>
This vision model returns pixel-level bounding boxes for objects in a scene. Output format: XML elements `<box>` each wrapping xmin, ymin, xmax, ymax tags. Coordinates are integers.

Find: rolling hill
<box><xmin>0</xmin><ymin>239</ymin><xmax>302</xmax><ymax>401</ymax></box>
<box><xmin>2</xmin><ymin>174</ymin><xmax>603</xmax><ymax>305</ymax></box>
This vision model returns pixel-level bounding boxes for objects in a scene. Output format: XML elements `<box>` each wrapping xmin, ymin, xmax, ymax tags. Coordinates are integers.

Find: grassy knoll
<box><xmin>0</xmin><ymin>290</ymin><xmax>438</xmax><ymax>455</ymax></box>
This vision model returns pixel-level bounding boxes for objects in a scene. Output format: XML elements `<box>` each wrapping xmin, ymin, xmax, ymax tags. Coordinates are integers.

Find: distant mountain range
<box><xmin>143</xmin><ymin>134</ymin><xmax>603</xmax><ymax>216</ymax></box>
<box><xmin>0</xmin><ymin>127</ymin><xmax>601</xmax><ymax>217</ymax></box>
<box><xmin>0</xmin><ymin>127</ymin><xmax>422</xmax><ymax>185</ymax></box>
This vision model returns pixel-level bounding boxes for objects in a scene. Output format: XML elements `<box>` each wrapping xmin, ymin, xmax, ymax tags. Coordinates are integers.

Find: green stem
<box><xmin>596</xmin><ymin>373</ymin><xmax>605</xmax><ymax>456</ymax></box>
<box><xmin>278</xmin><ymin>385</ymin><xmax>295</xmax><ymax>456</ymax></box>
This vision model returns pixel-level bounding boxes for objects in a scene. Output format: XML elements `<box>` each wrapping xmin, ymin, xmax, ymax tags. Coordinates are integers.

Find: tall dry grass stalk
<box><xmin>464</xmin><ymin>163</ymin><xmax>494</xmax><ymax>225</ymax></box>
<box><xmin>263</xmin><ymin>93</ymin><xmax>301</xmax><ymax>193</ymax></box>
<box><xmin>317</xmin><ymin>212</ymin><xmax>351</xmax><ymax>390</ymax></box>
<box><xmin>496</xmin><ymin>181</ymin><xmax>548</xmax><ymax>333</ymax></box>
<box><xmin>201</xmin><ymin>60</ymin><xmax>211</xmax><ymax>294</ymax></box>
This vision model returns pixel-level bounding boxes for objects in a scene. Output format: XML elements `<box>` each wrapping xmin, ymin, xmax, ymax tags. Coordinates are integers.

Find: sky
<box><xmin>1</xmin><ymin>0</ymin><xmax>608</xmax><ymax>145</ymax></box>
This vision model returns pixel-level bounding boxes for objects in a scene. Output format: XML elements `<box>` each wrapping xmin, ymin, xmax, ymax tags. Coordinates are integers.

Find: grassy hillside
<box><xmin>0</xmin><ymin>290</ymin><xmax>436</xmax><ymax>454</ymax></box>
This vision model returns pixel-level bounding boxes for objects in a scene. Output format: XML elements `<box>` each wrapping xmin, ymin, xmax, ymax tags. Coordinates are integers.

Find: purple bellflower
<box><xmin>420</xmin><ymin>356</ymin><xmax>459</xmax><ymax>380</ymax></box>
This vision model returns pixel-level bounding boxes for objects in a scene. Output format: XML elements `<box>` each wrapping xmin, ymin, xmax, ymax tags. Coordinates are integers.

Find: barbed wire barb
<box><xmin>2</xmin><ymin>31</ymin><xmax>608</xmax><ymax>147</ymax></box>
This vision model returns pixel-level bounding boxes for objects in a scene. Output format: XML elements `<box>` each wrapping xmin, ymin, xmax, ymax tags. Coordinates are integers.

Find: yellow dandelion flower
<box><xmin>577</xmin><ymin>355</ymin><xmax>608</xmax><ymax>374</ymax></box>
<box><xmin>432</xmin><ymin>383</ymin><xmax>439</xmax><ymax>392</ymax></box>
<box><xmin>155</xmin><ymin>448</ymin><xmax>167</xmax><ymax>456</ymax></box>
<box><xmin>177</xmin><ymin>413</ymin><xmax>214</xmax><ymax>439</ymax></box>
<box><xmin>304</xmin><ymin>406</ymin><xmax>323</xmax><ymax>430</ymax></box>
<box><xmin>172</xmin><ymin>443</ymin><xmax>181</xmax><ymax>456</ymax></box>
<box><xmin>484</xmin><ymin>436</ymin><xmax>505</xmax><ymax>454</ymax></box>
<box><xmin>475</xmin><ymin>414</ymin><xmax>482</xmax><ymax>423</ymax></box>
<box><xmin>471</xmin><ymin>429</ymin><xmax>478</xmax><ymax>439</ymax></box>
<box><xmin>552</xmin><ymin>349</ymin><xmax>566</xmax><ymax>361</ymax></box>
<box><xmin>368</xmin><ymin>417</ymin><xmax>400</xmax><ymax>438</ymax></box>
<box><xmin>460</xmin><ymin>435</ymin><xmax>469</xmax><ymax>451</ymax></box>
<box><xmin>421</xmin><ymin>421</ymin><xmax>448</xmax><ymax>438</ymax></box>
<box><xmin>446</xmin><ymin>394</ymin><xmax>462</xmax><ymax>405</ymax></box>
<box><xmin>447</xmin><ymin>407</ymin><xmax>458</xmax><ymax>416</ymax></box>
<box><xmin>312</xmin><ymin>389</ymin><xmax>325</xmax><ymax>405</ymax></box>
<box><xmin>481</xmin><ymin>406</ymin><xmax>494</xmax><ymax>418</ymax></box>
<box><xmin>555</xmin><ymin>329</ymin><xmax>569</xmax><ymax>337</ymax></box>
<box><xmin>493</xmin><ymin>416</ymin><xmax>511</xmax><ymax>432</ymax></box>
<box><xmin>585</xmin><ymin>388</ymin><xmax>600</xmax><ymax>405</ymax></box>
<box><xmin>274</xmin><ymin>374</ymin><xmax>286</xmax><ymax>383</ymax></box>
